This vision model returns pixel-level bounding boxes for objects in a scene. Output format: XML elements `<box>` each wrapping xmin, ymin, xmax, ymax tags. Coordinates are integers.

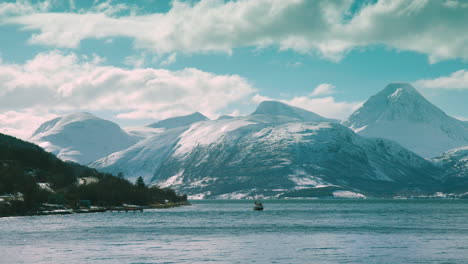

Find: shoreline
<box><xmin>0</xmin><ymin>201</ymin><xmax>191</xmax><ymax>218</ymax></box>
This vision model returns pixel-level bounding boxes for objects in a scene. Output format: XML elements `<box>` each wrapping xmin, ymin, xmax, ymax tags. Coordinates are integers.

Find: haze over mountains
<box><xmin>27</xmin><ymin>83</ymin><xmax>468</xmax><ymax>198</ymax></box>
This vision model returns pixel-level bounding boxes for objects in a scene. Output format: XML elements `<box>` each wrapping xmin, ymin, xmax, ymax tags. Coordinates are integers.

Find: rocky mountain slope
<box><xmin>343</xmin><ymin>83</ymin><xmax>468</xmax><ymax>158</ymax></box>
<box><xmin>432</xmin><ymin>147</ymin><xmax>468</xmax><ymax>193</ymax></box>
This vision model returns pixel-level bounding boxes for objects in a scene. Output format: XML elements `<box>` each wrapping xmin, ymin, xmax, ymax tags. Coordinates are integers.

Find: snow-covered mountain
<box><xmin>124</xmin><ymin>126</ymin><xmax>165</xmax><ymax>141</ymax></box>
<box><xmin>90</xmin><ymin>126</ymin><xmax>188</xmax><ymax>182</ymax></box>
<box><xmin>432</xmin><ymin>146</ymin><xmax>468</xmax><ymax>193</ymax></box>
<box><xmin>92</xmin><ymin>102</ymin><xmax>441</xmax><ymax>198</ymax></box>
<box><xmin>147</xmin><ymin>112</ymin><xmax>208</xmax><ymax>129</ymax></box>
<box><xmin>252</xmin><ymin>101</ymin><xmax>338</xmax><ymax>123</ymax></box>
<box><xmin>343</xmin><ymin>83</ymin><xmax>468</xmax><ymax>157</ymax></box>
<box><xmin>30</xmin><ymin>113</ymin><xmax>136</xmax><ymax>164</ymax></box>
<box><xmin>217</xmin><ymin>115</ymin><xmax>234</xmax><ymax>120</ymax></box>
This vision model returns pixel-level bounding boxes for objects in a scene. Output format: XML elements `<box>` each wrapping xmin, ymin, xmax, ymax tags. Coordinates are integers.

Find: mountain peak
<box><xmin>61</xmin><ymin>112</ymin><xmax>101</xmax><ymax>122</ymax></box>
<box><xmin>345</xmin><ymin>83</ymin><xmax>440</xmax><ymax>125</ymax></box>
<box><xmin>147</xmin><ymin>112</ymin><xmax>209</xmax><ymax>129</ymax></box>
<box><xmin>31</xmin><ymin>112</ymin><xmax>101</xmax><ymax>137</ymax></box>
<box><xmin>251</xmin><ymin>101</ymin><xmax>337</xmax><ymax>123</ymax></box>
<box><xmin>384</xmin><ymin>82</ymin><xmax>416</xmax><ymax>92</ymax></box>
<box><xmin>343</xmin><ymin>83</ymin><xmax>468</xmax><ymax>157</ymax></box>
<box><xmin>380</xmin><ymin>83</ymin><xmax>420</xmax><ymax>100</ymax></box>
<box><xmin>30</xmin><ymin>113</ymin><xmax>135</xmax><ymax>164</ymax></box>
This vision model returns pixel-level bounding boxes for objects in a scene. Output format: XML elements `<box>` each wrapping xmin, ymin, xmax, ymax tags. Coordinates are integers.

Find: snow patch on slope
<box><xmin>90</xmin><ymin>126</ymin><xmax>188</xmax><ymax>183</ymax></box>
<box><xmin>253</xmin><ymin>122</ymin><xmax>332</xmax><ymax>143</ymax></box>
<box><xmin>288</xmin><ymin>168</ymin><xmax>329</xmax><ymax>189</ymax></box>
<box><xmin>124</xmin><ymin>126</ymin><xmax>165</xmax><ymax>140</ymax></box>
<box><xmin>174</xmin><ymin>118</ymin><xmax>255</xmax><ymax>157</ymax></box>
<box><xmin>158</xmin><ymin>170</ymin><xmax>185</xmax><ymax>188</ymax></box>
<box><xmin>333</xmin><ymin>191</ymin><xmax>366</xmax><ymax>198</ymax></box>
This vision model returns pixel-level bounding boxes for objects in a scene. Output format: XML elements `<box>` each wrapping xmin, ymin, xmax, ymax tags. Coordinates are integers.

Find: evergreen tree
<box><xmin>135</xmin><ymin>176</ymin><xmax>146</xmax><ymax>189</ymax></box>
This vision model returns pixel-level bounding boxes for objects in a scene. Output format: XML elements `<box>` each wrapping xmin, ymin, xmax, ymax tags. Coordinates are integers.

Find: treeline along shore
<box><xmin>0</xmin><ymin>133</ymin><xmax>189</xmax><ymax>217</ymax></box>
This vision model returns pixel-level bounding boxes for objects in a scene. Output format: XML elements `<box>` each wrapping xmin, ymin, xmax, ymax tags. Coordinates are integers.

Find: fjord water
<box><xmin>1</xmin><ymin>200</ymin><xmax>467</xmax><ymax>264</ymax></box>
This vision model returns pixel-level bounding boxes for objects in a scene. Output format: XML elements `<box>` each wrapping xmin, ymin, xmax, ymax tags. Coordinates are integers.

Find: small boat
<box><xmin>253</xmin><ymin>201</ymin><xmax>264</xmax><ymax>211</ymax></box>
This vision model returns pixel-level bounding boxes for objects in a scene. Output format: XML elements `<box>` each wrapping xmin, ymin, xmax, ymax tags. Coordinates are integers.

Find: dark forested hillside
<box><xmin>0</xmin><ymin>133</ymin><xmax>187</xmax><ymax>216</ymax></box>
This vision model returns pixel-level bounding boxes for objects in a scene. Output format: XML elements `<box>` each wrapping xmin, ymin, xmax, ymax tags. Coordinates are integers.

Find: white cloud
<box><xmin>229</xmin><ymin>109</ymin><xmax>241</xmax><ymax>117</ymax></box>
<box><xmin>4</xmin><ymin>0</ymin><xmax>468</xmax><ymax>62</ymax></box>
<box><xmin>414</xmin><ymin>69</ymin><xmax>468</xmax><ymax>90</ymax></box>
<box><xmin>0</xmin><ymin>110</ymin><xmax>57</xmax><ymax>140</ymax></box>
<box><xmin>0</xmin><ymin>51</ymin><xmax>256</xmax><ymax>138</ymax></box>
<box><xmin>285</xmin><ymin>96</ymin><xmax>362</xmax><ymax>120</ymax></box>
<box><xmin>443</xmin><ymin>0</ymin><xmax>468</xmax><ymax>8</ymax></box>
<box><xmin>252</xmin><ymin>92</ymin><xmax>361</xmax><ymax>120</ymax></box>
<box><xmin>251</xmin><ymin>94</ymin><xmax>273</xmax><ymax>104</ymax></box>
<box><xmin>0</xmin><ymin>0</ymin><xmax>50</xmax><ymax>17</ymax></box>
<box><xmin>0</xmin><ymin>50</ymin><xmax>361</xmax><ymax>138</ymax></box>
<box><xmin>124</xmin><ymin>54</ymin><xmax>146</xmax><ymax>68</ymax></box>
<box><xmin>310</xmin><ymin>83</ymin><xmax>335</xmax><ymax>97</ymax></box>
<box><xmin>160</xmin><ymin>53</ymin><xmax>177</xmax><ymax>66</ymax></box>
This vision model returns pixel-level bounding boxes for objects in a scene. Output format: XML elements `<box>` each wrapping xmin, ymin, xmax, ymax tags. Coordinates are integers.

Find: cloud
<box><xmin>285</xmin><ymin>96</ymin><xmax>362</xmax><ymax>120</ymax></box>
<box><xmin>4</xmin><ymin>0</ymin><xmax>468</xmax><ymax>62</ymax></box>
<box><xmin>0</xmin><ymin>51</ymin><xmax>256</xmax><ymax>138</ymax></box>
<box><xmin>0</xmin><ymin>110</ymin><xmax>57</xmax><ymax>140</ymax></box>
<box><xmin>0</xmin><ymin>50</ymin><xmax>360</xmax><ymax>138</ymax></box>
<box><xmin>0</xmin><ymin>0</ymin><xmax>50</xmax><ymax>17</ymax></box>
<box><xmin>443</xmin><ymin>0</ymin><xmax>468</xmax><ymax>8</ymax></box>
<box><xmin>414</xmin><ymin>69</ymin><xmax>468</xmax><ymax>90</ymax></box>
<box><xmin>160</xmin><ymin>53</ymin><xmax>177</xmax><ymax>66</ymax></box>
<box><xmin>310</xmin><ymin>83</ymin><xmax>335</xmax><ymax>96</ymax></box>
<box><xmin>252</xmin><ymin>92</ymin><xmax>361</xmax><ymax>120</ymax></box>
<box><xmin>251</xmin><ymin>94</ymin><xmax>273</xmax><ymax>104</ymax></box>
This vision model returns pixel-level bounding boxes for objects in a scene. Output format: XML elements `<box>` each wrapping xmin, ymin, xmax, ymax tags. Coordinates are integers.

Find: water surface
<box><xmin>1</xmin><ymin>200</ymin><xmax>467</xmax><ymax>263</ymax></box>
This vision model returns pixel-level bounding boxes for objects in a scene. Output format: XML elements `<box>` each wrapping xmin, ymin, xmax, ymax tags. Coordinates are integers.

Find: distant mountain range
<box><xmin>27</xmin><ymin>84</ymin><xmax>468</xmax><ymax>198</ymax></box>
<box><xmin>92</xmin><ymin>113</ymin><xmax>441</xmax><ymax>199</ymax></box>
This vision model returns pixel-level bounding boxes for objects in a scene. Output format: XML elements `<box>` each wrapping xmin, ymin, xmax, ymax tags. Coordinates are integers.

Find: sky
<box><xmin>0</xmin><ymin>0</ymin><xmax>467</xmax><ymax>139</ymax></box>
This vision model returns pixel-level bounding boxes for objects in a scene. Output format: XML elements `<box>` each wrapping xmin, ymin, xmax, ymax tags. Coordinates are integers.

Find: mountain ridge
<box><xmin>29</xmin><ymin>93</ymin><xmax>468</xmax><ymax>198</ymax></box>
<box><xmin>92</xmin><ymin>114</ymin><xmax>442</xmax><ymax>198</ymax></box>
<box><xmin>30</xmin><ymin>112</ymin><xmax>136</xmax><ymax>165</ymax></box>
<box><xmin>343</xmin><ymin>83</ymin><xmax>468</xmax><ymax>157</ymax></box>
<box><xmin>147</xmin><ymin>112</ymin><xmax>208</xmax><ymax>129</ymax></box>
<box><xmin>252</xmin><ymin>101</ymin><xmax>338</xmax><ymax>123</ymax></box>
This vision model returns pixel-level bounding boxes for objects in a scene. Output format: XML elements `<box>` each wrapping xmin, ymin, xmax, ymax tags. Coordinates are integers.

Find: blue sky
<box><xmin>0</xmin><ymin>0</ymin><xmax>467</xmax><ymax>138</ymax></box>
